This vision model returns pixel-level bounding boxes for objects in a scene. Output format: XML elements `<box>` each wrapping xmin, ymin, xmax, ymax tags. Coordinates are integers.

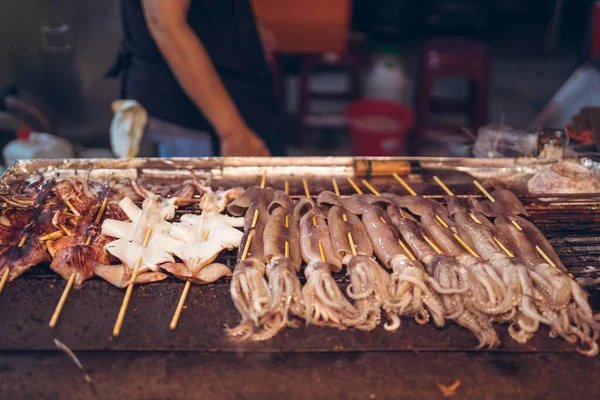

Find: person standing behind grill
<box><xmin>107</xmin><ymin>0</ymin><xmax>285</xmax><ymax>156</ymax></box>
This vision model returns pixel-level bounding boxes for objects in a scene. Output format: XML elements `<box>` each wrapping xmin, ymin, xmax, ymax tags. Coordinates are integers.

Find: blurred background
<box><xmin>0</xmin><ymin>0</ymin><xmax>598</xmax><ymax>163</ymax></box>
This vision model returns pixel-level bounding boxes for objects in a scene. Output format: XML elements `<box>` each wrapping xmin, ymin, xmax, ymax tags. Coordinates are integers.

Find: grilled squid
<box><xmin>295</xmin><ymin>197</ymin><xmax>358</xmax><ymax>329</ymax></box>
<box><xmin>470</xmin><ymin>188</ymin><xmax>529</xmax><ymax>218</ymax></box>
<box><xmin>164</xmin><ymin>186</ymin><xmax>244</xmax><ymax>284</ymax></box>
<box><xmin>447</xmin><ymin>199</ymin><xmax>546</xmax><ymax>345</ymax></box>
<box><xmin>225</xmin><ymin>186</ymin><xmax>275</xmax><ymax>341</ymax></box>
<box><xmin>390</xmin><ymin>206</ymin><xmax>499</xmax><ymax>349</ymax></box>
<box><xmin>49</xmin><ymin>189</ymin><xmax>114</xmax><ymax>287</ymax></box>
<box><xmin>494</xmin><ymin>215</ymin><xmax>600</xmax><ymax>356</ymax></box>
<box><xmin>245</xmin><ymin>191</ymin><xmax>306</xmax><ymax>340</ymax></box>
<box><xmin>0</xmin><ymin>181</ymin><xmax>54</xmax><ymax>281</ymax></box>
<box><xmin>317</xmin><ymin>191</ymin><xmax>392</xmax><ymax>215</ymax></box>
<box><xmin>420</xmin><ymin>212</ymin><xmax>513</xmax><ymax>318</ymax></box>
<box><xmin>328</xmin><ymin>205</ymin><xmax>390</xmax><ymax>331</ymax></box>
<box><xmin>362</xmin><ymin>205</ymin><xmax>445</xmax><ymax>330</ymax></box>
<box><xmin>383</xmin><ymin>193</ymin><xmax>450</xmax><ymax>221</ymax></box>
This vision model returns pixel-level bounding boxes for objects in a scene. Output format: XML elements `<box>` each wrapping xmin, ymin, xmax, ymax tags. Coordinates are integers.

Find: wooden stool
<box><xmin>416</xmin><ymin>37</ymin><xmax>491</xmax><ymax>147</ymax></box>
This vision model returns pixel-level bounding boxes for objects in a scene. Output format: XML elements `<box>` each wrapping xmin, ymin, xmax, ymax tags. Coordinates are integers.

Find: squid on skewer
<box><xmin>327</xmin><ymin>204</ymin><xmax>393</xmax><ymax>331</ymax></box>
<box><xmin>48</xmin><ymin>184</ymin><xmax>122</xmax><ymax>288</ymax></box>
<box><xmin>94</xmin><ymin>182</ymin><xmax>196</xmax><ymax>288</ymax></box>
<box><xmin>250</xmin><ymin>190</ymin><xmax>305</xmax><ymax>339</ymax></box>
<box><xmin>494</xmin><ymin>215</ymin><xmax>600</xmax><ymax>356</ymax></box>
<box><xmin>420</xmin><ymin>212</ymin><xmax>516</xmax><ymax>319</ymax></box>
<box><xmin>362</xmin><ymin>205</ymin><xmax>445</xmax><ymax>330</ymax></box>
<box><xmin>295</xmin><ymin>197</ymin><xmax>359</xmax><ymax>329</ymax></box>
<box><xmin>0</xmin><ymin>180</ymin><xmax>57</xmax><ymax>282</ymax></box>
<box><xmin>225</xmin><ymin>186</ymin><xmax>275</xmax><ymax>341</ymax></box>
<box><xmin>446</xmin><ymin>198</ymin><xmax>545</xmax><ymax>345</ymax></box>
<box><xmin>165</xmin><ymin>186</ymin><xmax>244</xmax><ymax>284</ymax></box>
<box><xmin>389</xmin><ymin>205</ymin><xmax>500</xmax><ymax>349</ymax></box>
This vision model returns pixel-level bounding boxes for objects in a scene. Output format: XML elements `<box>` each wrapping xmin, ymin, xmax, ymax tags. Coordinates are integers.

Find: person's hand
<box><xmin>220</xmin><ymin>127</ymin><xmax>271</xmax><ymax>156</ymax></box>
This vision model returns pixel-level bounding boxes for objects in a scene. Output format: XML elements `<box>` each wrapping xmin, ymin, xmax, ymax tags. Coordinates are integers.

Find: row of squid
<box><xmin>1</xmin><ymin>172</ymin><xmax>598</xmax><ymax>356</ymax></box>
<box><xmin>0</xmin><ymin>171</ymin><xmax>244</xmax><ymax>290</ymax></box>
<box><xmin>224</xmin><ymin>185</ymin><xmax>600</xmax><ymax>356</ymax></box>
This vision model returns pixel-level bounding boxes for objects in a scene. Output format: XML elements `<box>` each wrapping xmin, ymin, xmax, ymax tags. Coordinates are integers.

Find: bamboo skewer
<box><xmin>171</xmin><ymin>174</ymin><xmax>266</xmax><ymax>330</ymax></box>
<box><xmin>393</xmin><ymin>174</ymin><xmax>480</xmax><ymax>258</ymax></box>
<box><xmin>358</xmin><ymin>179</ymin><xmax>416</xmax><ymax>261</ymax></box>
<box><xmin>113</xmin><ymin>227</ymin><xmax>153</xmax><ymax>336</ymax></box>
<box><xmin>0</xmin><ymin>231</ymin><xmax>28</xmax><ymax>295</ymax></box>
<box><xmin>48</xmin><ymin>273</ymin><xmax>76</xmax><ymax>328</ymax></box>
<box><xmin>169</xmin><ymin>215</ymin><xmax>211</xmax><ymax>329</ymax></box>
<box><xmin>170</xmin><ymin>280</ymin><xmax>191</xmax><ymax>330</ymax></box>
<box><xmin>49</xmin><ymin>195</ymin><xmax>110</xmax><ymax>328</ymax></box>
<box><xmin>284</xmin><ymin>180</ymin><xmax>290</xmax><ymax>259</ymax></box>
<box><xmin>0</xmin><ymin>268</ymin><xmax>9</xmax><ymax>296</ymax></box>
<box><xmin>334</xmin><ymin>178</ymin><xmax>359</xmax><ymax>256</ymax></box>
<box><xmin>390</xmin><ymin>174</ymin><xmax>479</xmax><ymax>258</ymax></box>
<box><xmin>346</xmin><ymin>177</ymin><xmax>363</xmax><ymax>195</ymax></box>
<box><xmin>302</xmin><ymin>179</ymin><xmax>326</xmax><ymax>262</ymax></box>
<box><xmin>472</xmin><ymin>179</ymin><xmax>556</xmax><ymax>267</ymax></box>
<box><xmin>432</xmin><ymin>175</ymin><xmax>515</xmax><ymax>258</ymax></box>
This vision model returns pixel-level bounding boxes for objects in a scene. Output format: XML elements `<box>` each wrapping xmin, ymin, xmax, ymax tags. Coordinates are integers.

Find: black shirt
<box><xmin>113</xmin><ymin>0</ymin><xmax>283</xmax><ymax>155</ymax></box>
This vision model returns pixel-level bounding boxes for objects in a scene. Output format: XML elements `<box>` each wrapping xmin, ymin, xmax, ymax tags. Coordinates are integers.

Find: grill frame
<box><xmin>1</xmin><ymin>156</ymin><xmax>599</xmax><ymax>354</ymax></box>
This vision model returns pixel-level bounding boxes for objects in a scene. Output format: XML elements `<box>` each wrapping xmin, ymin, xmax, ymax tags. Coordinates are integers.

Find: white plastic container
<box><xmin>3</xmin><ymin>131</ymin><xmax>74</xmax><ymax>167</ymax></box>
<box><xmin>365</xmin><ymin>47</ymin><xmax>408</xmax><ymax>103</ymax></box>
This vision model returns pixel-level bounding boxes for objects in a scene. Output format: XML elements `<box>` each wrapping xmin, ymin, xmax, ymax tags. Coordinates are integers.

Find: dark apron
<box><xmin>106</xmin><ymin>0</ymin><xmax>285</xmax><ymax>156</ymax></box>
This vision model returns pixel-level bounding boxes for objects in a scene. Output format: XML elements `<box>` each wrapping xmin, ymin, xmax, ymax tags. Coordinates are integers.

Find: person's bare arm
<box><xmin>141</xmin><ymin>0</ymin><xmax>269</xmax><ymax>156</ymax></box>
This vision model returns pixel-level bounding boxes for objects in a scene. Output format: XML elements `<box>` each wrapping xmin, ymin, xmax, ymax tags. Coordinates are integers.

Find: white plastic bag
<box><xmin>109</xmin><ymin>100</ymin><xmax>148</xmax><ymax>158</ymax></box>
<box><xmin>473</xmin><ymin>124</ymin><xmax>538</xmax><ymax>158</ymax></box>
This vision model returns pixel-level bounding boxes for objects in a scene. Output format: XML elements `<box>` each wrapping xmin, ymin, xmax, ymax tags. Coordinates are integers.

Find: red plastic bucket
<box><xmin>345</xmin><ymin>99</ymin><xmax>414</xmax><ymax>156</ymax></box>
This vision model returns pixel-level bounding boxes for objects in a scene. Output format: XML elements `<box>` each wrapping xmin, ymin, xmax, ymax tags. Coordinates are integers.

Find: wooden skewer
<box><xmin>283</xmin><ymin>180</ymin><xmax>290</xmax><ymax>258</ymax></box>
<box><xmin>170</xmin><ymin>280</ymin><xmax>191</xmax><ymax>330</ymax></box>
<box><xmin>333</xmin><ymin>178</ymin><xmax>359</xmax><ymax>257</ymax></box>
<box><xmin>260</xmin><ymin>172</ymin><xmax>267</xmax><ymax>189</ymax></box>
<box><xmin>302</xmin><ymin>178</ymin><xmax>311</xmax><ymax>199</ymax></box>
<box><xmin>432</xmin><ymin>176</ymin><xmax>515</xmax><ymax>258</ymax></box>
<box><xmin>433</xmin><ymin>175</ymin><xmax>454</xmax><ymax>197</ymax></box>
<box><xmin>361</xmin><ymin>179</ymin><xmax>381</xmax><ymax>196</ymax></box>
<box><xmin>303</xmin><ymin>179</ymin><xmax>327</xmax><ymax>263</ymax></box>
<box><xmin>48</xmin><ymin>273</ymin><xmax>76</xmax><ymax>328</ymax></box>
<box><xmin>39</xmin><ymin>230</ymin><xmax>65</xmax><ymax>242</ymax></box>
<box><xmin>331</xmin><ymin>178</ymin><xmax>340</xmax><ymax>197</ymax></box>
<box><xmin>358</xmin><ymin>178</ymin><xmax>417</xmax><ymax>261</ymax></box>
<box><xmin>18</xmin><ymin>235</ymin><xmax>27</xmax><ymax>248</ymax></box>
<box><xmin>423</xmin><ymin>234</ymin><xmax>443</xmax><ymax>254</ymax></box>
<box><xmin>171</xmin><ymin>174</ymin><xmax>266</xmax><ymax>330</ymax></box>
<box><xmin>346</xmin><ymin>177</ymin><xmax>363</xmax><ymax>195</ymax></box>
<box><xmin>64</xmin><ymin>200</ymin><xmax>80</xmax><ymax>217</ymax></box>
<box><xmin>57</xmin><ymin>223</ymin><xmax>72</xmax><ymax>237</ymax></box>
<box><xmin>113</xmin><ymin>227</ymin><xmax>153</xmax><ymax>336</ymax></box>
<box><xmin>473</xmin><ymin>179</ymin><xmax>555</xmax><ymax>266</ymax></box>
<box><xmin>0</xmin><ymin>268</ymin><xmax>9</xmax><ymax>296</ymax></box>
<box><xmin>393</xmin><ymin>174</ymin><xmax>480</xmax><ymax>258</ymax></box>
<box><xmin>170</xmin><ymin>227</ymin><xmax>210</xmax><ymax>330</ymax></box>
<box><xmin>49</xmin><ymin>195</ymin><xmax>110</xmax><ymax>329</ymax></box>
<box><xmin>393</xmin><ymin>173</ymin><xmax>417</xmax><ymax>196</ymax></box>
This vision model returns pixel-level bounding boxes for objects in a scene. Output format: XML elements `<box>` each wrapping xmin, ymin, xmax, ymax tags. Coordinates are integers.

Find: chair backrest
<box><xmin>251</xmin><ymin>0</ymin><xmax>352</xmax><ymax>55</ymax></box>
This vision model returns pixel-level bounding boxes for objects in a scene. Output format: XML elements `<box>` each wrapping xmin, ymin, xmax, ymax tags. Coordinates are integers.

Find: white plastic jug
<box><xmin>3</xmin><ymin>131</ymin><xmax>74</xmax><ymax>167</ymax></box>
<box><xmin>365</xmin><ymin>47</ymin><xmax>408</xmax><ymax>103</ymax></box>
